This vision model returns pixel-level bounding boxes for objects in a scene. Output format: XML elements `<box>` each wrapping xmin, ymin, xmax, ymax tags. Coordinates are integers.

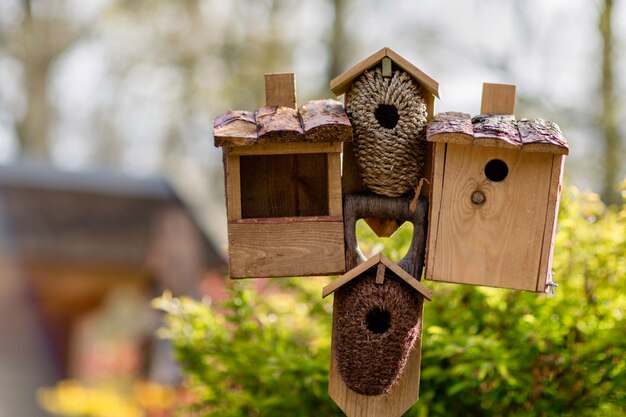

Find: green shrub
<box><xmin>154</xmin><ymin>185</ymin><xmax>626</xmax><ymax>417</ymax></box>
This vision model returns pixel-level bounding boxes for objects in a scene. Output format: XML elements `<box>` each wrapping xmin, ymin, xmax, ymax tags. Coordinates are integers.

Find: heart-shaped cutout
<box><xmin>356</xmin><ymin>219</ymin><xmax>413</xmax><ymax>262</ymax></box>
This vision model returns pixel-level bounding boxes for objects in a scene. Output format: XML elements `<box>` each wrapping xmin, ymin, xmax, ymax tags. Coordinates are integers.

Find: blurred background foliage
<box><xmin>155</xmin><ymin>184</ymin><xmax>626</xmax><ymax>417</ymax></box>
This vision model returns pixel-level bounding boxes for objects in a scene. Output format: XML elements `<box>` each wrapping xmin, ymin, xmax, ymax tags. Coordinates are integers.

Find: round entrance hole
<box><xmin>365</xmin><ymin>308</ymin><xmax>391</xmax><ymax>334</ymax></box>
<box><xmin>374</xmin><ymin>104</ymin><xmax>399</xmax><ymax>129</ymax></box>
<box><xmin>484</xmin><ymin>159</ymin><xmax>509</xmax><ymax>182</ymax></box>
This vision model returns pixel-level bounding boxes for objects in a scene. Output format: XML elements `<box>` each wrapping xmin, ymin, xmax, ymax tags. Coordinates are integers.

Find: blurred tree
<box><xmin>598</xmin><ymin>0</ymin><xmax>623</xmax><ymax>205</ymax></box>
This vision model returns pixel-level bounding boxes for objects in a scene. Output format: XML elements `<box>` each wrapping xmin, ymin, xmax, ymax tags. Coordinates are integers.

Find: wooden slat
<box><xmin>535</xmin><ymin>155</ymin><xmax>566</xmax><ymax>292</ymax></box>
<box><xmin>426</xmin><ymin>112</ymin><xmax>474</xmax><ymax>145</ymax></box>
<box><xmin>375</xmin><ymin>262</ymin><xmax>386</xmax><ymax>283</ymax></box>
<box><xmin>265</xmin><ymin>73</ymin><xmax>296</xmax><ymax>108</ymax></box>
<box><xmin>229</xmin><ymin>216</ymin><xmax>342</xmax><ymax>225</ymax></box>
<box><xmin>322</xmin><ymin>254</ymin><xmax>381</xmax><ymax>298</ymax></box>
<box><xmin>328</xmin><ymin>297</ymin><xmax>424</xmax><ymax>417</ymax></box>
<box><xmin>213</xmin><ymin>110</ymin><xmax>257</xmax><ymax>147</ymax></box>
<box><xmin>381</xmin><ymin>57</ymin><xmax>392</xmax><ymax>77</ymax></box>
<box><xmin>229</xmin><ymin>220</ymin><xmax>345</xmax><ymax>278</ymax></box>
<box><xmin>228</xmin><ymin>141</ymin><xmax>341</xmax><ymax>156</ymax></box>
<box><xmin>518</xmin><ymin>119</ymin><xmax>569</xmax><ymax>155</ymax></box>
<box><xmin>299</xmin><ymin>99</ymin><xmax>352</xmax><ymax>142</ymax></box>
<box><xmin>472</xmin><ymin>114</ymin><xmax>521</xmax><ymax>149</ymax></box>
<box><xmin>225</xmin><ymin>154</ymin><xmax>242</xmax><ymax>220</ymax></box>
<box><xmin>427</xmin><ymin>145</ymin><xmax>553</xmax><ymax>291</ymax></box>
<box><xmin>327</xmin><ymin>153</ymin><xmax>343</xmax><ymax>216</ymax></box>
<box><xmin>255</xmin><ymin>106</ymin><xmax>304</xmax><ymax>143</ymax></box>
<box><xmin>481</xmin><ymin>83</ymin><xmax>516</xmax><ymax>115</ymax></box>
<box><xmin>424</xmin><ymin>142</ymin><xmax>446</xmax><ymax>281</ymax></box>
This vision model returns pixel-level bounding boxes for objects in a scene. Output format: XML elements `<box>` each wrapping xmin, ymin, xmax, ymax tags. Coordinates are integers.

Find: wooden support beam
<box><xmin>481</xmin><ymin>83</ymin><xmax>516</xmax><ymax>115</ymax></box>
<box><xmin>381</xmin><ymin>57</ymin><xmax>392</xmax><ymax>77</ymax></box>
<box><xmin>265</xmin><ymin>73</ymin><xmax>297</xmax><ymax>108</ymax></box>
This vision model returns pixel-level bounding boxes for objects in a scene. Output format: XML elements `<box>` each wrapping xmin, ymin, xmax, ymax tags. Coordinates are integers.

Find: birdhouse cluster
<box><xmin>212</xmin><ymin>47</ymin><xmax>568</xmax><ymax>417</ymax></box>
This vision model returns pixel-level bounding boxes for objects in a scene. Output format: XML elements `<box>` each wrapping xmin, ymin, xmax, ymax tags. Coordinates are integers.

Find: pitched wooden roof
<box><xmin>330</xmin><ymin>47</ymin><xmax>440</xmax><ymax>98</ymax></box>
<box><xmin>322</xmin><ymin>253</ymin><xmax>432</xmax><ymax>300</ymax></box>
<box><xmin>427</xmin><ymin>112</ymin><xmax>569</xmax><ymax>154</ymax></box>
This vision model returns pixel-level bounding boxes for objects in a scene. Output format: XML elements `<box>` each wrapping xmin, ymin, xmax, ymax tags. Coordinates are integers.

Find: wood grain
<box><xmin>327</xmin><ymin>152</ymin><xmax>343</xmax><ymax>216</ymax></box>
<box><xmin>472</xmin><ymin>114</ymin><xmax>521</xmax><ymax>149</ymax></box>
<box><xmin>424</xmin><ymin>142</ymin><xmax>446</xmax><ymax>281</ymax></box>
<box><xmin>299</xmin><ymin>99</ymin><xmax>352</xmax><ymax>142</ymax></box>
<box><xmin>228</xmin><ymin>220</ymin><xmax>345</xmax><ymax>278</ymax></box>
<box><xmin>518</xmin><ymin>119</ymin><xmax>569</xmax><ymax>155</ymax></box>
<box><xmin>255</xmin><ymin>106</ymin><xmax>304</xmax><ymax>143</ymax></box>
<box><xmin>481</xmin><ymin>83</ymin><xmax>516</xmax><ymax>115</ymax></box>
<box><xmin>228</xmin><ymin>141</ymin><xmax>341</xmax><ymax>156</ymax></box>
<box><xmin>213</xmin><ymin>110</ymin><xmax>257</xmax><ymax>147</ymax></box>
<box><xmin>427</xmin><ymin>144</ymin><xmax>553</xmax><ymax>291</ymax></box>
<box><xmin>265</xmin><ymin>73</ymin><xmax>296</xmax><ymax>108</ymax></box>
<box><xmin>225</xmin><ymin>154</ymin><xmax>242</xmax><ymax>220</ymax></box>
<box><xmin>535</xmin><ymin>155</ymin><xmax>565</xmax><ymax>292</ymax></box>
<box><xmin>426</xmin><ymin>112</ymin><xmax>474</xmax><ymax>145</ymax></box>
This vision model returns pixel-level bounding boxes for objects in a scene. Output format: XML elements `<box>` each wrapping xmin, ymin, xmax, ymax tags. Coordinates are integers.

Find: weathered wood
<box><xmin>239</xmin><ymin>154</ymin><xmax>328</xmax><ymax>218</ymax></box>
<box><xmin>343</xmin><ymin>194</ymin><xmax>428</xmax><ymax>278</ymax></box>
<box><xmin>536</xmin><ymin>155</ymin><xmax>566</xmax><ymax>292</ymax></box>
<box><xmin>472</xmin><ymin>114</ymin><xmax>521</xmax><ymax>148</ymax></box>
<box><xmin>228</xmin><ymin>219</ymin><xmax>345</xmax><ymax>278</ymax></box>
<box><xmin>255</xmin><ymin>106</ymin><xmax>304</xmax><ymax>143</ymax></box>
<box><xmin>299</xmin><ymin>99</ymin><xmax>352</xmax><ymax>142</ymax></box>
<box><xmin>426</xmin><ymin>112</ymin><xmax>474</xmax><ymax>144</ymax></box>
<box><xmin>327</xmin><ymin>153</ymin><xmax>343</xmax><ymax>216</ymax></box>
<box><xmin>518</xmin><ymin>119</ymin><xmax>569</xmax><ymax>155</ymax></box>
<box><xmin>426</xmin><ymin>144</ymin><xmax>554</xmax><ymax>291</ymax></box>
<box><xmin>375</xmin><ymin>261</ymin><xmax>386</xmax><ymax>283</ymax></box>
<box><xmin>228</xmin><ymin>141</ymin><xmax>341</xmax><ymax>156</ymax></box>
<box><xmin>265</xmin><ymin>73</ymin><xmax>296</xmax><ymax>108</ymax></box>
<box><xmin>330</xmin><ymin>47</ymin><xmax>439</xmax><ymax>98</ymax></box>
<box><xmin>213</xmin><ymin>110</ymin><xmax>257</xmax><ymax>147</ymax></box>
<box><xmin>481</xmin><ymin>83</ymin><xmax>516</xmax><ymax>115</ymax></box>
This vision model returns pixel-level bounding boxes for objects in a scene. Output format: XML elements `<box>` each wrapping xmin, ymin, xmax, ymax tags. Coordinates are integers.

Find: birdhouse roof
<box><xmin>322</xmin><ymin>253</ymin><xmax>432</xmax><ymax>301</ymax></box>
<box><xmin>213</xmin><ymin>99</ymin><xmax>352</xmax><ymax>147</ymax></box>
<box><xmin>427</xmin><ymin>112</ymin><xmax>569</xmax><ymax>155</ymax></box>
<box><xmin>330</xmin><ymin>47</ymin><xmax>440</xmax><ymax>98</ymax></box>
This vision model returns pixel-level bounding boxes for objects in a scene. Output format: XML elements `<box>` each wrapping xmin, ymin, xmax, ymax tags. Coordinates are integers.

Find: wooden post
<box><xmin>265</xmin><ymin>73</ymin><xmax>297</xmax><ymax>108</ymax></box>
<box><xmin>481</xmin><ymin>83</ymin><xmax>516</xmax><ymax>115</ymax></box>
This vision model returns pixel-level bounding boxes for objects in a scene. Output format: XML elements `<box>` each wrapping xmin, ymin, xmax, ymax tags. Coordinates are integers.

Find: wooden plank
<box><xmin>535</xmin><ymin>155</ymin><xmax>566</xmax><ymax>292</ymax></box>
<box><xmin>518</xmin><ymin>119</ymin><xmax>569</xmax><ymax>155</ymax></box>
<box><xmin>426</xmin><ymin>112</ymin><xmax>474</xmax><ymax>145</ymax></box>
<box><xmin>225</xmin><ymin>154</ymin><xmax>242</xmax><ymax>220</ymax></box>
<box><xmin>299</xmin><ymin>99</ymin><xmax>352</xmax><ymax>142</ymax></box>
<box><xmin>228</xmin><ymin>141</ymin><xmax>341</xmax><ymax>156</ymax></box>
<box><xmin>375</xmin><ymin>262</ymin><xmax>386</xmax><ymax>283</ymax></box>
<box><xmin>472</xmin><ymin>114</ymin><xmax>521</xmax><ymax>149</ymax></box>
<box><xmin>255</xmin><ymin>105</ymin><xmax>304</xmax><ymax>143</ymax></box>
<box><xmin>481</xmin><ymin>83</ymin><xmax>516</xmax><ymax>115</ymax></box>
<box><xmin>420</xmin><ymin>94</ymin><xmax>436</xmax><ymax>198</ymax></box>
<box><xmin>265</xmin><ymin>73</ymin><xmax>296</xmax><ymax>108</ymax></box>
<box><xmin>295</xmin><ymin>153</ymin><xmax>330</xmax><ymax>216</ymax></box>
<box><xmin>330</xmin><ymin>48</ymin><xmax>387</xmax><ymax>97</ymax></box>
<box><xmin>213</xmin><ymin>110</ymin><xmax>257</xmax><ymax>147</ymax></box>
<box><xmin>230</xmin><ymin>216</ymin><xmax>342</xmax><ymax>225</ymax></box>
<box><xmin>322</xmin><ymin>254</ymin><xmax>381</xmax><ymax>298</ymax></box>
<box><xmin>382</xmin><ymin>57</ymin><xmax>392</xmax><ymax>77</ymax></box>
<box><xmin>328</xmin><ymin>296</ymin><xmax>424</xmax><ymax>417</ymax></box>
<box><xmin>424</xmin><ymin>142</ymin><xmax>446</xmax><ymax>281</ymax></box>
<box><xmin>427</xmin><ymin>145</ymin><xmax>553</xmax><ymax>291</ymax></box>
<box><xmin>327</xmin><ymin>153</ymin><xmax>343</xmax><ymax>216</ymax></box>
<box><xmin>228</xmin><ymin>220</ymin><xmax>345</xmax><ymax>278</ymax></box>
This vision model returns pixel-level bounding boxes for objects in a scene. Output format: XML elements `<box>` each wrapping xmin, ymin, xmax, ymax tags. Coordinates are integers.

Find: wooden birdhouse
<box><xmin>213</xmin><ymin>74</ymin><xmax>352</xmax><ymax>278</ymax></box>
<box><xmin>322</xmin><ymin>253</ymin><xmax>432</xmax><ymax>417</ymax></box>
<box><xmin>330</xmin><ymin>47</ymin><xmax>439</xmax><ymax>237</ymax></box>
<box><xmin>425</xmin><ymin>83</ymin><xmax>569</xmax><ymax>292</ymax></box>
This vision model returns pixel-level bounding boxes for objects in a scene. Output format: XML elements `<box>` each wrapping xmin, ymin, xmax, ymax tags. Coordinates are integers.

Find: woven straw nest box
<box><xmin>213</xmin><ymin>73</ymin><xmax>352</xmax><ymax>279</ymax></box>
<box><xmin>322</xmin><ymin>253</ymin><xmax>432</xmax><ymax>417</ymax></box>
<box><xmin>425</xmin><ymin>83</ymin><xmax>569</xmax><ymax>292</ymax></box>
<box><xmin>330</xmin><ymin>47</ymin><xmax>439</xmax><ymax>237</ymax></box>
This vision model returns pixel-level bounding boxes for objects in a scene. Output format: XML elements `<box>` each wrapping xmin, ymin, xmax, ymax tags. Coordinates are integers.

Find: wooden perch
<box><xmin>255</xmin><ymin>105</ymin><xmax>304</xmax><ymax>143</ymax></box>
<box><xmin>213</xmin><ymin>110</ymin><xmax>257</xmax><ymax>147</ymax></box>
<box><xmin>472</xmin><ymin>114</ymin><xmax>521</xmax><ymax>148</ymax></box>
<box><xmin>518</xmin><ymin>119</ymin><xmax>569</xmax><ymax>155</ymax></box>
<box><xmin>299</xmin><ymin>99</ymin><xmax>352</xmax><ymax>142</ymax></box>
<box><xmin>426</xmin><ymin>112</ymin><xmax>473</xmax><ymax>144</ymax></box>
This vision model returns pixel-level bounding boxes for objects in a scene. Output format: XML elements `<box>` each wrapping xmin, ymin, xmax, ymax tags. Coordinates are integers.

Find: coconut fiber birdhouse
<box><xmin>322</xmin><ymin>253</ymin><xmax>432</xmax><ymax>417</ymax></box>
<box><xmin>425</xmin><ymin>83</ymin><xmax>568</xmax><ymax>292</ymax></box>
<box><xmin>330</xmin><ymin>47</ymin><xmax>439</xmax><ymax>237</ymax></box>
<box><xmin>213</xmin><ymin>73</ymin><xmax>352</xmax><ymax>278</ymax></box>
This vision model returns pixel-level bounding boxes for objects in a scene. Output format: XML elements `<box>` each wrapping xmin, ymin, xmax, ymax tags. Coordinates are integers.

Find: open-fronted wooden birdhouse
<box><xmin>322</xmin><ymin>253</ymin><xmax>432</xmax><ymax>417</ymax></box>
<box><xmin>330</xmin><ymin>47</ymin><xmax>439</xmax><ymax>237</ymax></box>
<box><xmin>425</xmin><ymin>83</ymin><xmax>568</xmax><ymax>292</ymax></box>
<box><xmin>213</xmin><ymin>74</ymin><xmax>352</xmax><ymax>278</ymax></box>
